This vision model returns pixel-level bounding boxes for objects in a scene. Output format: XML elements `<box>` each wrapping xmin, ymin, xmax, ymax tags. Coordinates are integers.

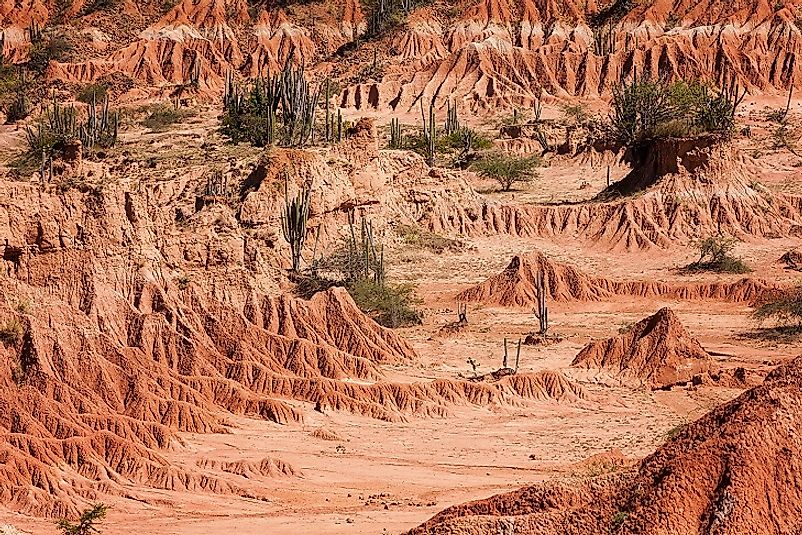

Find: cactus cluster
<box><xmin>593</xmin><ymin>19</ymin><xmax>617</xmax><ymax>56</ymax></box>
<box><xmin>222</xmin><ymin>59</ymin><xmax>320</xmax><ymax>148</ymax></box>
<box><xmin>345</xmin><ymin>211</ymin><xmax>385</xmax><ymax>285</ymax></box>
<box><xmin>7</xmin><ymin>85</ymin><xmax>31</xmax><ymax>123</ymax></box>
<box><xmin>366</xmin><ymin>0</ymin><xmax>416</xmax><ymax>38</ymax></box>
<box><xmin>27</xmin><ymin>21</ymin><xmax>43</xmax><ymax>43</ymax></box>
<box><xmin>445</xmin><ymin>100</ymin><xmax>460</xmax><ymax>135</ymax></box>
<box><xmin>25</xmin><ymin>93</ymin><xmax>118</xmax><ymax>157</ymax></box>
<box><xmin>204</xmin><ymin>169</ymin><xmax>229</xmax><ymax>197</ymax></box>
<box><xmin>189</xmin><ymin>57</ymin><xmax>201</xmax><ymax>88</ymax></box>
<box><xmin>532</xmin><ymin>98</ymin><xmax>550</xmax><ymax>152</ymax></box>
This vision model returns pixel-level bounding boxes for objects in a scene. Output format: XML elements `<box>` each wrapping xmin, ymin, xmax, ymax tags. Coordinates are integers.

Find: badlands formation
<box><xmin>0</xmin><ymin>0</ymin><xmax>801</xmax><ymax>534</ymax></box>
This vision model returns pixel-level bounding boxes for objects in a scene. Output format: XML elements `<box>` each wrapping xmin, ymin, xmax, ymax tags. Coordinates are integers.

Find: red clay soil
<box><xmin>0</xmin><ymin>278</ymin><xmax>587</xmax><ymax>518</ymax></box>
<box><xmin>425</xmin><ymin>144</ymin><xmax>802</xmax><ymax>251</ymax></box>
<box><xmin>571</xmin><ymin>307</ymin><xmax>712</xmax><ymax>388</ymax></box>
<box><xmin>457</xmin><ymin>251</ymin><xmax>777</xmax><ymax>307</ymax></box>
<box><xmin>406</xmin><ymin>356</ymin><xmax>802</xmax><ymax>535</ymax></box>
<box><xmin>3</xmin><ymin>0</ymin><xmax>802</xmax><ymax>102</ymax></box>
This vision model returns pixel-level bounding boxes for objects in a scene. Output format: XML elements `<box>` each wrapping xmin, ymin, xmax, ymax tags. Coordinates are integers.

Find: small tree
<box><xmin>472</xmin><ymin>153</ymin><xmax>541</xmax><ymax>192</ymax></box>
<box><xmin>683</xmin><ymin>235</ymin><xmax>751</xmax><ymax>274</ymax></box>
<box><xmin>57</xmin><ymin>503</ymin><xmax>107</xmax><ymax>535</ymax></box>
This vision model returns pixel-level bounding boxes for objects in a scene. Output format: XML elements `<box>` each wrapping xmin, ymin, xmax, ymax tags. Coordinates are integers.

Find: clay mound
<box><xmin>571</xmin><ymin>307</ymin><xmax>711</xmax><ymax>388</ymax></box>
<box><xmin>408</xmin><ymin>356</ymin><xmax>802</xmax><ymax>535</ymax></box>
<box><xmin>196</xmin><ymin>457</ymin><xmax>300</xmax><ymax>478</ymax></box>
<box><xmin>458</xmin><ymin>251</ymin><xmax>777</xmax><ymax>307</ymax></box>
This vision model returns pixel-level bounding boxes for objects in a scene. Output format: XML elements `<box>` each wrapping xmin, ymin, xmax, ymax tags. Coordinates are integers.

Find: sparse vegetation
<box><xmin>682</xmin><ymin>235</ymin><xmax>751</xmax><ymax>274</ymax></box>
<box><xmin>347</xmin><ymin>279</ymin><xmax>423</xmax><ymax>328</ymax></box>
<box><xmin>472</xmin><ymin>152</ymin><xmax>541</xmax><ymax>191</ymax></box>
<box><xmin>14</xmin><ymin>299</ymin><xmax>32</xmax><ymax>315</ymax></box>
<box><xmin>617</xmin><ymin>321</ymin><xmax>634</xmax><ymax>334</ymax></box>
<box><xmin>771</xmin><ymin>123</ymin><xmax>800</xmax><ymax>155</ymax></box>
<box><xmin>0</xmin><ymin>317</ymin><xmax>23</xmax><ymax>346</ymax></box>
<box><xmin>222</xmin><ymin>61</ymin><xmax>319</xmax><ymax>148</ymax></box>
<box><xmin>141</xmin><ymin>104</ymin><xmax>195</xmax><ymax>132</ymax></box>
<box><xmin>24</xmin><ymin>92</ymin><xmax>119</xmax><ymax>160</ymax></box>
<box><xmin>362</xmin><ymin>0</ymin><xmax>417</xmax><ymax>39</ymax></box>
<box><xmin>296</xmin><ymin>212</ymin><xmax>423</xmax><ymax>328</ymax></box>
<box><xmin>27</xmin><ymin>36</ymin><xmax>74</xmax><ymax>74</ymax></box>
<box><xmin>752</xmin><ymin>285</ymin><xmax>802</xmax><ymax>332</ymax></box>
<box><xmin>665</xmin><ymin>422</ymin><xmax>687</xmax><ymax>440</ymax></box>
<box><xmin>177</xmin><ymin>274</ymin><xmax>191</xmax><ymax>290</ymax></box>
<box><xmin>77</xmin><ymin>83</ymin><xmax>109</xmax><ymax>104</ymax></box>
<box><xmin>80</xmin><ymin>0</ymin><xmax>121</xmax><ymax>14</ymax></box>
<box><xmin>396</xmin><ymin>224</ymin><xmax>463</xmax><ymax>253</ymax></box>
<box><xmin>57</xmin><ymin>503</ymin><xmax>108</xmax><ymax>535</ymax></box>
<box><xmin>610</xmin><ymin>510</ymin><xmax>629</xmax><ymax>532</ymax></box>
<box><xmin>562</xmin><ymin>103</ymin><xmax>589</xmax><ymax>124</ymax></box>
<box><xmin>610</xmin><ymin>77</ymin><xmax>745</xmax><ymax>150</ymax></box>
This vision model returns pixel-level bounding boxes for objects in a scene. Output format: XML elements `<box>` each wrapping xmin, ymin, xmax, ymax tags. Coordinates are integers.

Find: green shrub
<box><xmin>141</xmin><ymin>104</ymin><xmax>195</xmax><ymax>131</ymax></box>
<box><xmin>753</xmin><ymin>285</ymin><xmax>802</xmax><ymax>330</ymax></box>
<box><xmin>347</xmin><ymin>280</ymin><xmax>422</xmax><ymax>328</ymax></box>
<box><xmin>436</xmin><ymin>128</ymin><xmax>492</xmax><ymax>153</ymax></box>
<box><xmin>14</xmin><ymin>299</ymin><xmax>32</xmax><ymax>315</ymax></box>
<box><xmin>27</xmin><ymin>36</ymin><xmax>74</xmax><ymax>74</ymax></box>
<box><xmin>610</xmin><ymin>77</ymin><xmax>743</xmax><ymax>149</ymax></box>
<box><xmin>681</xmin><ymin>235</ymin><xmax>751</xmax><ymax>274</ymax></box>
<box><xmin>562</xmin><ymin>103</ymin><xmax>589</xmax><ymax>123</ymax></box>
<box><xmin>81</xmin><ymin>0</ymin><xmax>121</xmax><ymax>14</ymax></box>
<box><xmin>472</xmin><ymin>152</ymin><xmax>541</xmax><ymax>191</ymax></box>
<box><xmin>610</xmin><ymin>511</ymin><xmax>629</xmax><ymax>531</ymax></box>
<box><xmin>57</xmin><ymin>503</ymin><xmax>107</xmax><ymax>535</ymax></box>
<box><xmin>77</xmin><ymin>83</ymin><xmax>108</xmax><ymax>104</ymax></box>
<box><xmin>771</xmin><ymin>124</ymin><xmax>800</xmax><ymax>153</ymax></box>
<box><xmin>0</xmin><ymin>317</ymin><xmax>23</xmax><ymax>346</ymax></box>
<box><xmin>1</xmin><ymin>65</ymin><xmax>32</xmax><ymax>122</ymax></box>
<box><xmin>397</xmin><ymin>224</ymin><xmax>463</xmax><ymax>253</ymax></box>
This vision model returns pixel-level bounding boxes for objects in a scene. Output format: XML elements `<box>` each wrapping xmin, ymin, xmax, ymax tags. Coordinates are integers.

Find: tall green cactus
<box><xmin>534</xmin><ymin>271</ymin><xmax>549</xmax><ymax>335</ymax></box>
<box><xmin>389</xmin><ymin>117</ymin><xmax>402</xmax><ymax>149</ymax></box>
<box><xmin>222</xmin><ymin>58</ymin><xmax>318</xmax><ymax>148</ymax></box>
<box><xmin>445</xmin><ymin>99</ymin><xmax>459</xmax><ymax>135</ymax></box>
<box><xmin>420</xmin><ymin>98</ymin><xmax>436</xmax><ymax>166</ymax></box>
<box><xmin>324</xmin><ymin>77</ymin><xmax>331</xmax><ymax>143</ymax></box>
<box><xmin>280</xmin><ymin>177</ymin><xmax>311</xmax><ymax>273</ymax></box>
<box><xmin>25</xmin><ymin>92</ymin><xmax>118</xmax><ymax>156</ymax></box>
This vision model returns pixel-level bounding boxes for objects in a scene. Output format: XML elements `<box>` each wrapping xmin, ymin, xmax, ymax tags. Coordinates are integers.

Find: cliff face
<box><xmin>2</xmin><ymin>0</ymin><xmax>800</xmax><ymax>107</ymax></box>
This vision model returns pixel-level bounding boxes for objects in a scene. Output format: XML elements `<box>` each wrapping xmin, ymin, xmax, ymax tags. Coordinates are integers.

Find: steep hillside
<box><xmin>2</xmin><ymin>0</ymin><xmax>800</xmax><ymax>107</ymax></box>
